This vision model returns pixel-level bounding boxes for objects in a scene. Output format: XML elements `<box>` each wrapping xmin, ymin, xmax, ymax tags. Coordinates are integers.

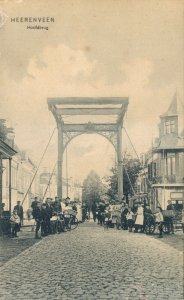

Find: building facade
<box><xmin>0</xmin><ymin>119</ymin><xmax>16</xmax><ymax>216</ymax></box>
<box><xmin>2</xmin><ymin>148</ymin><xmax>41</xmax><ymax>215</ymax></box>
<box><xmin>137</xmin><ymin>94</ymin><xmax>184</xmax><ymax>210</ymax></box>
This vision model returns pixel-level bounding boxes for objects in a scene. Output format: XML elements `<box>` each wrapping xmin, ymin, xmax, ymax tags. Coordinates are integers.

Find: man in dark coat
<box><xmin>98</xmin><ymin>201</ymin><xmax>106</xmax><ymax>225</ymax></box>
<box><xmin>41</xmin><ymin>203</ymin><xmax>49</xmax><ymax>236</ymax></box>
<box><xmin>44</xmin><ymin>201</ymin><xmax>53</xmax><ymax>235</ymax></box>
<box><xmin>32</xmin><ymin>201</ymin><xmax>42</xmax><ymax>239</ymax></box>
<box><xmin>53</xmin><ymin>197</ymin><xmax>62</xmax><ymax>213</ymax></box>
<box><xmin>143</xmin><ymin>205</ymin><xmax>152</xmax><ymax>232</ymax></box>
<box><xmin>31</xmin><ymin>197</ymin><xmax>38</xmax><ymax>211</ymax></box>
<box><xmin>121</xmin><ymin>204</ymin><xmax>129</xmax><ymax>230</ymax></box>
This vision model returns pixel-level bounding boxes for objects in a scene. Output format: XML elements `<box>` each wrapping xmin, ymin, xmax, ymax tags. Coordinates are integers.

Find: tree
<box><xmin>105</xmin><ymin>167</ymin><xmax>118</xmax><ymax>201</ymax></box>
<box><xmin>105</xmin><ymin>158</ymin><xmax>142</xmax><ymax>202</ymax></box>
<box><xmin>82</xmin><ymin>170</ymin><xmax>105</xmax><ymax>208</ymax></box>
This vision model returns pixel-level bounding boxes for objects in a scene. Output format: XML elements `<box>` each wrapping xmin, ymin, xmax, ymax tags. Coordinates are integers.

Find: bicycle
<box><xmin>63</xmin><ymin>210</ymin><xmax>78</xmax><ymax>231</ymax></box>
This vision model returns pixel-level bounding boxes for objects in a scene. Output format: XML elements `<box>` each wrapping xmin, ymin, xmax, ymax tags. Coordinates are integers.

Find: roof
<box><xmin>161</xmin><ymin>92</ymin><xmax>184</xmax><ymax>117</ymax></box>
<box><xmin>155</xmin><ymin>93</ymin><xmax>184</xmax><ymax>150</ymax></box>
<box><xmin>153</xmin><ymin>134</ymin><xmax>184</xmax><ymax>151</ymax></box>
<box><xmin>0</xmin><ymin>139</ymin><xmax>17</xmax><ymax>158</ymax></box>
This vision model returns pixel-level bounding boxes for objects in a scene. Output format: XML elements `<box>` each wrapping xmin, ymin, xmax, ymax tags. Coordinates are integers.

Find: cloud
<box><xmin>0</xmin><ymin>42</ymin><xmax>182</xmax><ymax>181</ymax></box>
<box><xmin>28</xmin><ymin>44</ymin><xmax>96</xmax><ymax>80</ymax></box>
<box><xmin>121</xmin><ymin>58</ymin><xmax>154</xmax><ymax>90</ymax></box>
<box><xmin>0</xmin><ymin>44</ymin><xmax>98</xmax><ymax>167</ymax></box>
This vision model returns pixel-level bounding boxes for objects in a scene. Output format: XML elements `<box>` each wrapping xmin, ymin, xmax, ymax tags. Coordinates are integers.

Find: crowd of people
<box><xmin>89</xmin><ymin>199</ymin><xmax>183</xmax><ymax>238</ymax></box>
<box><xmin>8</xmin><ymin>197</ymin><xmax>184</xmax><ymax>238</ymax></box>
<box><xmin>9</xmin><ymin>197</ymin><xmax>78</xmax><ymax>239</ymax></box>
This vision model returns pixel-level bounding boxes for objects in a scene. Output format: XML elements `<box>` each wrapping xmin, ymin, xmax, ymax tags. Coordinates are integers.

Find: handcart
<box><xmin>145</xmin><ymin>210</ymin><xmax>175</xmax><ymax>234</ymax></box>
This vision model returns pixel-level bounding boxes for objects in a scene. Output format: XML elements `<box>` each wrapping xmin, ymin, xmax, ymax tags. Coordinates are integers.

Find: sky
<box><xmin>0</xmin><ymin>0</ymin><xmax>183</xmax><ymax>183</ymax></box>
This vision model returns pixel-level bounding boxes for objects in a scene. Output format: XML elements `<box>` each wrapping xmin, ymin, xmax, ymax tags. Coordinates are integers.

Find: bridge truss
<box><xmin>48</xmin><ymin>97</ymin><xmax>129</xmax><ymax>200</ymax></box>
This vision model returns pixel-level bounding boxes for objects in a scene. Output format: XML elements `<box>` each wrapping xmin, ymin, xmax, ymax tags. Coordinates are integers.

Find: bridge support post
<box><xmin>117</xmin><ymin>126</ymin><xmax>123</xmax><ymax>200</ymax></box>
<box><xmin>57</xmin><ymin>123</ymin><xmax>63</xmax><ymax>199</ymax></box>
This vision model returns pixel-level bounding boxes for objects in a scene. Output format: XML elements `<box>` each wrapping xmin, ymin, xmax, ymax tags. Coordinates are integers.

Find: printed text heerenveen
<box><xmin>11</xmin><ymin>17</ymin><xmax>55</xmax><ymax>23</ymax></box>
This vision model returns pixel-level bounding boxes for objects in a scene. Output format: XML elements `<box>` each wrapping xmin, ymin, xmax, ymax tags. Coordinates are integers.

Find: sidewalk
<box><xmin>0</xmin><ymin>220</ymin><xmax>39</xmax><ymax>268</ymax></box>
<box><xmin>151</xmin><ymin>229</ymin><xmax>184</xmax><ymax>252</ymax></box>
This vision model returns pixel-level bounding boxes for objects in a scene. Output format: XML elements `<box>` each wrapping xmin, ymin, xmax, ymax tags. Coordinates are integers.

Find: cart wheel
<box><xmin>145</xmin><ymin>224</ymin><xmax>150</xmax><ymax>234</ymax></box>
<box><xmin>145</xmin><ymin>223</ymin><xmax>155</xmax><ymax>234</ymax></box>
<box><xmin>149</xmin><ymin>223</ymin><xmax>155</xmax><ymax>234</ymax></box>
<box><xmin>162</xmin><ymin>223</ymin><xmax>171</xmax><ymax>234</ymax></box>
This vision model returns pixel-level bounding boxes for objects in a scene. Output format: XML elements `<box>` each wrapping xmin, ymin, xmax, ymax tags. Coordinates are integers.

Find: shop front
<box><xmin>152</xmin><ymin>184</ymin><xmax>184</xmax><ymax>229</ymax></box>
<box><xmin>0</xmin><ymin>139</ymin><xmax>16</xmax><ymax>234</ymax></box>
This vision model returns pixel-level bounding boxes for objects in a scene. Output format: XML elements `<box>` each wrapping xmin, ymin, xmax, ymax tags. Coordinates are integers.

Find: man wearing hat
<box><xmin>53</xmin><ymin>196</ymin><xmax>62</xmax><ymax>213</ymax></box>
<box><xmin>31</xmin><ymin>197</ymin><xmax>38</xmax><ymax>211</ymax></box>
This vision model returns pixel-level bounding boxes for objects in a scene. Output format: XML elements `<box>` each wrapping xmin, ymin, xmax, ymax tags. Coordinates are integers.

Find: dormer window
<box><xmin>164</xmin><ymin>120</ymin><xmax>175</xmax><ymax>134</ymax></box>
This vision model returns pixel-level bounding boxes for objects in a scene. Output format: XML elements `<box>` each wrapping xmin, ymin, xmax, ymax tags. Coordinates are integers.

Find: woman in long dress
<box><xmin>134</xmin><ymin>203</ymin><xmax>144</xmax><ymax>233</ymax></box>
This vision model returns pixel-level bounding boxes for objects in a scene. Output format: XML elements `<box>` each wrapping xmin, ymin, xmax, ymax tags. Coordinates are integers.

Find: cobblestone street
<box><xmin>0</xmin><ymin>222</ymin><xmax>183</xmax><ymax>300</ymax></box>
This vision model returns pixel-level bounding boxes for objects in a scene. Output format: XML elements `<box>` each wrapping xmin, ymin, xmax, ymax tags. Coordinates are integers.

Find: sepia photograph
<box><xmin>0</xmin><ymin>0</ymin><xmax>183</xmax><ymax>299</ymax></box>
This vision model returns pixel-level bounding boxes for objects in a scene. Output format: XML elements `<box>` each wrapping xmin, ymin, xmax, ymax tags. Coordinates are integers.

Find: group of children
<box><xmin>104</xmin><ymin>202</ymin><xmax>175</xmax><ymax>238</ymax></box>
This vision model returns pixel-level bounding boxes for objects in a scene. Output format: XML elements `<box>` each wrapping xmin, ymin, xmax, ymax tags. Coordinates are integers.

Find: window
<box><xmin>170</xmin><ymin>120</ymin><xmax>175</xmax><ymax>133</ymax></box>
<box><xmin>164</xmin><ymin>120</ymin><xmax>175</xmax><ymax>134</ymax></box>
<box><xmin>167</xmin><ymin>156</ymin><xmax>176</xmax><ymax>176</ymax></box>
<box><xmin>148</xmin><ymin>162</ymin><xmax>156</xmax><ymax>180</ymax></box>
<box><xmin>165</xmin><ymin>121</ymin><xmax>170</xmax><ymax>134</ymax></box>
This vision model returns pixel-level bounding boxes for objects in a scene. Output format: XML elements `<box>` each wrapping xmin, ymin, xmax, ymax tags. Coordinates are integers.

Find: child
<box><xmin>126</xmin><ymin>208</ymin><xmax>135</xmax><ymax>232</ymax></box>
<box><xmin>134</xmin><ymin>203</ymin><xmax>144</xmax><ymax>233</ymax></box>
<box><xmin>154</xmin><ymin>206</ymin><xmax>164</xmax><ymax>238</ymax></box>
<box><xmin>104</xmin><ymin>209</ymin><xmax>111</xmax><ymax>229</ymax></box>
<box><xmin>10</xmin><ymin>209</ymin><xmax>20</xmax><ymax>238</ymax></box>
<box><xmin>27</xmin><ymin>208</ymin><xmax>32</xmax><ymax>221</ymax></box>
